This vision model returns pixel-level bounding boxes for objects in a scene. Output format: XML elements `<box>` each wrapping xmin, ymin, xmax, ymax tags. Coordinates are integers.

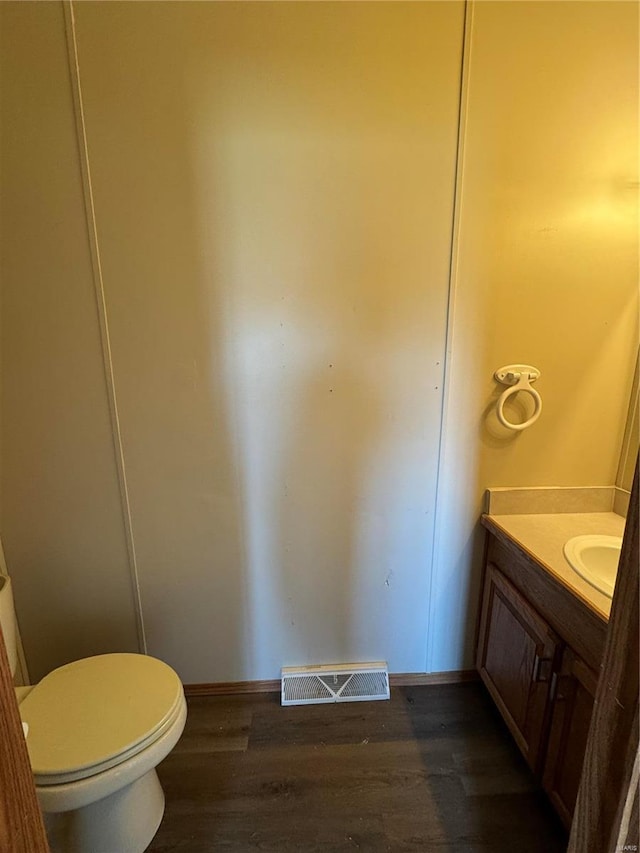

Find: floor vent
<box><xmin>281</xmin><ymin>662</ymin><xmax>390</xmax><ymax>706</ymax></box>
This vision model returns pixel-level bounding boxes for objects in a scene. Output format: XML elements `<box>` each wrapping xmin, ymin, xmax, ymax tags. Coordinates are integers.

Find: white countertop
<box><xmin>485</xmin><ymin>511</ymin><xmax>626</xmax><ymax>621</ymax></box>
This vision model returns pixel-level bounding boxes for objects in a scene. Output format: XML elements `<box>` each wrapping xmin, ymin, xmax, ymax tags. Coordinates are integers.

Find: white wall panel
<box><xmin>74</xmin><ymin>1</ymin><xmax>464</xmax><ymax>681</ymax></box>
<box><xmin>0</xmin><ymin>1</ymin><xmax>140</xmax><ymax>681</ymax></box>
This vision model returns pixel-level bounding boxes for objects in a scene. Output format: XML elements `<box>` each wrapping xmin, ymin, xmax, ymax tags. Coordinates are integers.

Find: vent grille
<box><xmin>281</xmin><ymin>662</ymin><xmax>389</xmax><ymax>706</ymax></box>
<box><xmin>282</xmin><ymin>676</ymin><xmax>333</xmax><ymax>703</ymax></box>
<box><xmin>340</xmin><ymin>671</ymin><xmax>388</xmax><ymax>698</ymax></box>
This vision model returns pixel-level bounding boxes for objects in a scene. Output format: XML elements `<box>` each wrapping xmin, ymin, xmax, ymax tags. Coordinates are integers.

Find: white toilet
<box><xmin>0</xmin><ymin>574</ymin><xmax>187</xmax><ymax>853</ymax></box>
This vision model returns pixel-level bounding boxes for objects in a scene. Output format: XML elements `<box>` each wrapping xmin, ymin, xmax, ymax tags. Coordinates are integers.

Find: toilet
<box><xmin>0</xmin><ymin>574</ymin><xmax>187</xmax><ymax>853</ymax></box>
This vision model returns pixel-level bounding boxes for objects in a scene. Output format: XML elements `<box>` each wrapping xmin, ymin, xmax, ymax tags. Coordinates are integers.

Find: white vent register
<box><xmin>281</xmin><ymin>662</ymin><xmax>390</xmax><ymax>706</ymax></box>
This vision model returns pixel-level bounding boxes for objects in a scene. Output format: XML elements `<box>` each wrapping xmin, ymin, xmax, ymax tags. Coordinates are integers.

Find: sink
<box><xmin>563</xmin><ymin>535</ymin><xmax>622</xmax><ymax>599</ymax></box>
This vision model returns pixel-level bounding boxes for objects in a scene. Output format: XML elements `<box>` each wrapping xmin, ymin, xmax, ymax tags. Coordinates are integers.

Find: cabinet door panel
<box><xmin>477</xmin><ymin>564</ymin><xmax>560</xmax><ymax>772</ymax></box>
<box><xmin>543</xmin><ymin>649</ymin><xmax>598</xmax><ymax>827</ymax></box>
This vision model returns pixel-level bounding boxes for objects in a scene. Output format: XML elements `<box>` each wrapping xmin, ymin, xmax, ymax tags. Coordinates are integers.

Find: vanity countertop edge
<box><xmin>480</xmin><ymin>511</ymin><xmax>625</xmax><ymax>623</ymax></box>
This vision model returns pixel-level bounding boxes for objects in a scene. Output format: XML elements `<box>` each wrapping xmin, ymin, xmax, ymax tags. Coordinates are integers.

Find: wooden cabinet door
<box><xmin>476</xmin><ymin>564</ymin><xmax>561</xmax><ymax>773</ymax></box>
<box><xmin>542</xmin><ymin>648</ymin><xmax>598</xmax><ymax>828</ymax></box>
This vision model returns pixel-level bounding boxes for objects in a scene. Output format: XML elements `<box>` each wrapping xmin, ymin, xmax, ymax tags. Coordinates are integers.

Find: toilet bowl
<box><xmin>21</xmin><ymin>653</ymin><xmax>187</xmax><ymax>853</ymax></box>
<box><xmin>0</xmin><ymin>576</ymin><xmax>187</xmax><ymax>853</ymax></box>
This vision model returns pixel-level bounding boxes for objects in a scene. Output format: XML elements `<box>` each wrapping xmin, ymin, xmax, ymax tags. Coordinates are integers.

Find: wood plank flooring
<box><xmin>149</xmin><ymin>683</ymin><xmax>566</xmax><ymax>852</ymax></box>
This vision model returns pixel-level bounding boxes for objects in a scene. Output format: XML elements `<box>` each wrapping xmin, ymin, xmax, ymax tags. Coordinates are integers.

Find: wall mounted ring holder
<box><xmin>494</xmin><ymin>364</ymin><xmax>542</xmax><ymax>431</ymax></box>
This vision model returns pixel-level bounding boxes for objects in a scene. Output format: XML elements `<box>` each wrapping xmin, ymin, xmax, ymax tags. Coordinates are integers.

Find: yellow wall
<box><xmin>429</xmin><ymin>0</ymin><xmax>639</xmax><ymax>670</ymax></box>
<box><xmin>466</xmin><ymin>0</ymin><xmax>637</xmax><ymax>489</ymax></box>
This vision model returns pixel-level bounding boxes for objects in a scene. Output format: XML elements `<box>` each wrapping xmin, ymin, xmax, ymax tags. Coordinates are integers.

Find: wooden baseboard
<box><xmin>389</xmin><ymin>669</ymin><xmax>478</xmax><ymax>687</ymax></box>
<box><xmin>184</xmin><ymin>669</ymin><xmax>478</xmax><ymax>697</ymax></box>
<box><xmin>185</xmin><ymin>679</ymin><xmax>281</xmax><ymax>697</ymax></box>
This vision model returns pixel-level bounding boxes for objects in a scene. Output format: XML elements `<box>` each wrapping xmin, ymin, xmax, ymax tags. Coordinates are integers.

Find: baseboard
<box><xmin>185</xmin><ymin>679</ymin><xmax>281</xmax><ymax>697</ymax></box>
<box><xmin>389</xmin><ymin>669</ymin><xmax>478</xmax><ymax>687</ymax></box>
<box><xmin>184</xmin><ymin>669</ymin><xmax>478</xmax><ymax>697</ymax></box>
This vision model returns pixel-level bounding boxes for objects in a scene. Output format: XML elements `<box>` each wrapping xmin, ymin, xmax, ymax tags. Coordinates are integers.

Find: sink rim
<box><xmin>563</xmin><ymin>534</ymin><xmax>622</xmax><ymax>599</ymax></box>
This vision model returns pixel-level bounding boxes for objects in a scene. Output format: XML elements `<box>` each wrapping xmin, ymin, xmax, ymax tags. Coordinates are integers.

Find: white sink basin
<box><xmin>563</xmin><ymin>535</ymin><xmax>622</xmax><ymax>599</ymax></box>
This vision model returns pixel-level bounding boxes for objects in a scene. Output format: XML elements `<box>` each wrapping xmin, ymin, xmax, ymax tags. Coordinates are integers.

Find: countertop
<box><xmin>482</xmin><ymin>511</ymin><xmax>626</xmax><ymax>622</ymax></box>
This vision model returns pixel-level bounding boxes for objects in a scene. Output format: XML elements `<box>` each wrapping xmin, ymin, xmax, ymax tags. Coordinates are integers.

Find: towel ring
<box><xmin>494</xmin><ymin>364</ymin><xmax>542</xmax><ymax>431</ymax></box>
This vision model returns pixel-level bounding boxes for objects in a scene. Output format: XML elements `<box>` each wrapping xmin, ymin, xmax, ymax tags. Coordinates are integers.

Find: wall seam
<box><xmin>616</xmin><ymin>351</ymin><xmax>639</xmax><ymax>489</ymax></box>
<box><xmin>62</xmin><ymin>0</ymin><xmax>148</xmax><ymax>654</ymax></box>
<box><xmin>426</xmin><ymin>0</ymin><xmax>474</xmax><ymax>673</ymax></box>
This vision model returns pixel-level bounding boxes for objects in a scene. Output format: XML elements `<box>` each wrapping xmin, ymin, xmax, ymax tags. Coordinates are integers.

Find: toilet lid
<box><xmin>20</xmin><ymin>654</ymin><xmax>184</xmax><ymax>779</ymax></box>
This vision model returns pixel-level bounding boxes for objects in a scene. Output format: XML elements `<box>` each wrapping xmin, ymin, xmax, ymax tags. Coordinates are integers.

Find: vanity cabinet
<box><xmin>477</xmin><ymin>521</ymin><xmax>607</xmax><ymax>829</ymax></box>
<box><xmin>477</xmin><ymin>564</ymin><xmax>560</xmax><ymax>773</ymax></box>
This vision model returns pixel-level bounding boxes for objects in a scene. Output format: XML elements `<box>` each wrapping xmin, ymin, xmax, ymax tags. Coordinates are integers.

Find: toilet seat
<box><xmin>19</xmin><ymin>653</ymin><xmax>184</xmax><ymax>785</ymax></box>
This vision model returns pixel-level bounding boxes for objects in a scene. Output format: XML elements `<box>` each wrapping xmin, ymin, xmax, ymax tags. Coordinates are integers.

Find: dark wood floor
<box><xmin>149</xmin><ymin>683</ymin><xmax>566</xmax><ymax>852</ymax></box>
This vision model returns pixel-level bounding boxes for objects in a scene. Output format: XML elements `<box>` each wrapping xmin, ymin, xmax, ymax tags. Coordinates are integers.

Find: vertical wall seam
<box><xmin>616</xmin><ymin>352</ymin><xmax>639</xmax><ymax>488</ymax></box>
<box><xmin>63</xmin><ymin>0</ymin><xmax>148</xmax><ymax>654</ymax></box>
<box><xmin>425</xmin><ymin>0</ymin><xmax>473</xmax><ymax>673</ymax></box>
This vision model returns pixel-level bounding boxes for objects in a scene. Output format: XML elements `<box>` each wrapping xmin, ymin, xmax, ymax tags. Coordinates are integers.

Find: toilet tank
<box><xmin>0</xmin><ymin>575</ymin><xmax>18</xmax><ymax>677</ymax></box>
